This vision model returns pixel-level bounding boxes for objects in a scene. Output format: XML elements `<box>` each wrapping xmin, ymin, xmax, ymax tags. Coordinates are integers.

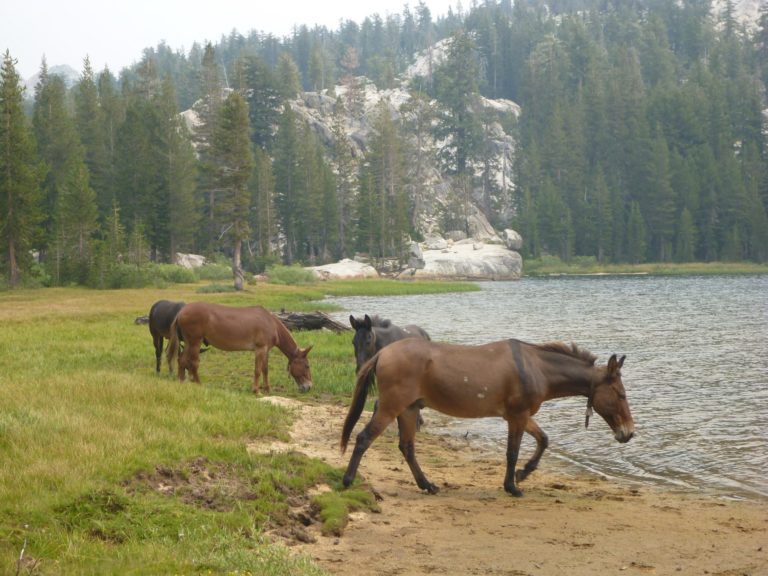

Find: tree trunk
<box><xmin>233</xmin><ymin>238</ymin><xmax>244</xmax><ymax>291</ymax></box>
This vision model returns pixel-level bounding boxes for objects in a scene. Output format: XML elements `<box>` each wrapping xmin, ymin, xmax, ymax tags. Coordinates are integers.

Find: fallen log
<box><xmin>276</xmin><ymin>310</ymin><xmax>350</xmax><ymax>333</ymax></box>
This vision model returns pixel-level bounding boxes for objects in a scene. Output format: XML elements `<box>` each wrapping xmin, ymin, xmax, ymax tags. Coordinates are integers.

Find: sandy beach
<box><xmin>255</xmin><ymin>398</ymin><xmax>767</xmax><ymax>576</ymax></box>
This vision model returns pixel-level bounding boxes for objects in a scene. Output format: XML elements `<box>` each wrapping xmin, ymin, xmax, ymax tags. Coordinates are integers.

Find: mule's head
<box><xmin>589</xmin><ymin>354</ymin><xmax>635</xmax><ymax>443</ymax></box>
<box><xmin>288</xmin><ymin>346</ymin><xmax>313</xmax><ymax>393</ymax></box>
<box><xmin>350</xmin><ymin>314</ymin><xmax>376</xmax><ymax>371</ymax></box>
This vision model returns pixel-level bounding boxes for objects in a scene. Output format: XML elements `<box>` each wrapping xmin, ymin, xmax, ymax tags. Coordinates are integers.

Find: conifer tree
<box><xmin>158</xmin><ymin>78</ymin><xmax>199</xmax><ymax>260</ymax></box>
<box><xmin>331</xmin><ymin>97</ymin><xmax>357</xmax><ymax>257</ymax></box>
<box><xmin>434</xmin><ymin>30</ymin><xmax>482</xmax><ymax>176</ymax></box>
<box><xmin>273</xmin><ymin>103</ymin><xmax>300</xmax><ymax>263</ymax></box>
<box><xmin>250</xmin><ymin>147</ymin><xmax>276</xmax><ymax>262</ymax></box>
<box><xmin>73</xmin><ymin>57</ymin><xmax>110</xmax><ymax>220</ymax></box>
<box><xmin>0</xmin><ymin>52</ymin><xmax>44</xmax><ymax>287</ymax></box>
<box><xmin>211</xmin><ymin>91</ymin><xmax>254</xmax><ymax>290</ymax></box>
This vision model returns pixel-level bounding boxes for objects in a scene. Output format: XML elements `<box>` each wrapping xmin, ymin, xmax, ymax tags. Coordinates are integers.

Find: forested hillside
<box><xmin>1</xmin><ymin>0</ymin><xmax>766</xmax><ymax>288</ymax></box>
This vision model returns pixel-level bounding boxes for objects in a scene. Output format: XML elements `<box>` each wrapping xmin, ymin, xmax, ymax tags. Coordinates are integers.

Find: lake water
<box><xmin>328</xmin><ymin>275</ymin><xmax>768</xmax><ymax>500</ymax></box>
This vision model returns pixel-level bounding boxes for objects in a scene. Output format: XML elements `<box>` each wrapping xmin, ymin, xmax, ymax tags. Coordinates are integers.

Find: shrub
<box><xmin>195</xmin><ymin>263</ymin><xmax>233</xmax><ymax>281</ymax></box>
<box><xmin>266</xmin><ymin>264</ymin><xmax>317</xmax><ymax>285</ymax></box>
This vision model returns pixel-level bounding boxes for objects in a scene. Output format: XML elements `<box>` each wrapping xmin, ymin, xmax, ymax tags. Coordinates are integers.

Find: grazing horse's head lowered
<box><xmin>587</xmin><ymin>353</ymin><xmax>634</xmax><ymax>443</ymax></box>
<box><xmin>288</xmin><ymin>346</ymin><xmax>314</xmax><ymax>393</ymax></box>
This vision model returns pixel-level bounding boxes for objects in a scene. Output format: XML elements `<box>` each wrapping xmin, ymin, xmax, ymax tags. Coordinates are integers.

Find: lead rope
<box><xmin>585</xmin><ymin>380</ymin><xmax>596</xmax><ymax>428</ymax></box>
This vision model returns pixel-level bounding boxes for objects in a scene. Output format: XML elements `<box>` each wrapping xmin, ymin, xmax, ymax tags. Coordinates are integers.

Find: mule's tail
<box><xmin>166</xmin><ymin>316</ymin><xmax>181</xmax><ymax>373</ymax></box>
<box><xmin>340</xmin><ymin>353</ymin><xmax>380</xmax><ymax>454</ymax></box>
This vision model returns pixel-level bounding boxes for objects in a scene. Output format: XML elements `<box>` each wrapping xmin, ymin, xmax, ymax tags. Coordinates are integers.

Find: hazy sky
<box><xmin>1</xmin><ymin>0</ymin><xmax>461</xmax><ymax>80</ymax></box>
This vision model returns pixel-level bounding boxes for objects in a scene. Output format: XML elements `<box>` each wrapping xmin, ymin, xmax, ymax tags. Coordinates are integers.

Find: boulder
<box><xmin>175</xmin><ymin>253</ymin><xmax>207</xmax><ymax>268</ymax></box>
<box><xmin>423</xmin><ymin>233</ymin><xmax>449</xmax><ymax>250</ymax></box>
<box><xmin>306</xmin><ymin>258</ymin><xmax>379</xmax><ymax>280</ymax></box>
<box><xmin>400</xmin><ymin>242</ymin><xmax>522</xmax><ymax>281</ymax></box>
<box><xmin>408</xmin><ymin>241</ymin><xmax>425</xmax><ymax>270</ymax></box>
<box><xmin>502</xmin><ymin>229</ymin><xmax>523</xmax><ymax>251</ymax></box>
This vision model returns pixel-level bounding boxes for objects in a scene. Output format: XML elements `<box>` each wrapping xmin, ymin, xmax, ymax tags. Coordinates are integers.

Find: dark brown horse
<box><xmin>341</xmin><ymin>338</ymin><xmax>634</xmax><ymax>497</ymax></box>
<box><xmin>149</xmin><ymin>300</ymin><xmax>186</xmax><ymax>373</ymax></box>
<box><xmin>349</xmin><ymin>314</ymin><xmax>431</xmax><ymax>371</ymax></box>
<box><xmin>350</xmin><ymin>314</ymin><xmax>431</xmax><ymax>430</ymax></box>
<box><xmin>167</xmin><ymin>302</ymin><xmax>313</xmax><ymax>394</ymax></box>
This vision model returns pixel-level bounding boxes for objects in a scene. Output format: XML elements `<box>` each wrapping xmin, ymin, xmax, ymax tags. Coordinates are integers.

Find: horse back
<box><xmin>376</xmin><ymin>338</ymin><xmax>528</xmax><ymax>419</ymax></box>
<box><xmin>177</xmin><ymin>302</ymin><xmax>277</xmax><ymax>351</ymax></box>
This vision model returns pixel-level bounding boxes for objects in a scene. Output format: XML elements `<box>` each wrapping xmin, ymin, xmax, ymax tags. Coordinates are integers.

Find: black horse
<box><xmin>149</xmin><ymin>300</ymin><xmax>186</xmax><ymax>373</ymax></box>
<box><xmin>350</xmin><ymin>314</ymin><xmax>431</xmax><ymax>371</ymax></box>
<box><xmin>350</xmin><ymin>314</ymin><xmax>431</xmax><ymax>429</ymax></box>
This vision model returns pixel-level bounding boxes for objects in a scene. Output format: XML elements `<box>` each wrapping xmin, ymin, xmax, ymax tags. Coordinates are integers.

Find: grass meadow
<box><xmin>0</xmin><ymin>279</ymin><xmax>477</xmax><ymax>575</ymax></box>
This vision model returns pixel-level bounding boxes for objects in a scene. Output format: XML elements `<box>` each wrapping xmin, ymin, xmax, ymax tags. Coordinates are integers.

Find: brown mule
<box><xmin>167</xmin><ymin>302</ymin><xmax>313</xmax><ymax>394</ymax></box>
<box><xmin>341</xmin><ymin>338</ymin><xmax>634</xmax><ymax>496</ymax></box>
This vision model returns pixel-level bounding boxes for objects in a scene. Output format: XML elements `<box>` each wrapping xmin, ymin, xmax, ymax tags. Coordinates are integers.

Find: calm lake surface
<box><xmin>328</xmin><ymin>275</ymin><xmax>768</xmax><ymax>499</ymax></box>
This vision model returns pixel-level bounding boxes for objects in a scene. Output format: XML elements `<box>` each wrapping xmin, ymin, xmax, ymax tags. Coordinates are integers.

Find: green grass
<box><xmin>524</xmin><ymin>255</ymin><xmax>768</xmax><ymax>277</ymax></box>
<box><xmin>0</xmin><ymin>278</ymin><xmax>473</xmax><ymax>575</ymax></box>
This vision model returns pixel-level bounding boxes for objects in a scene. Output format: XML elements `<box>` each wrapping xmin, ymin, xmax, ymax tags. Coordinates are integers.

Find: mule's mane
<box><xmin>537</xmin><ymin>341</ymin><xmax>597</xmax><ymax>365</ymax></box>
<box><xmin>369</xmin><ymin>315</ymin><xmax>392</xmax><ymax>328</ymax></box>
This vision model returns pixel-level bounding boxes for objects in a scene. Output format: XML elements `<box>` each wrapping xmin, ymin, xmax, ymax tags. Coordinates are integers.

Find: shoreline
<box><xmin>258</xmin><ymin>398</ymin><xmax>768</xmax><ymax>576</ymax></box>
<box><xmin>425</xmin><ymin>413</ymin><xmax>768</xmax><ymax>504</ymax></box>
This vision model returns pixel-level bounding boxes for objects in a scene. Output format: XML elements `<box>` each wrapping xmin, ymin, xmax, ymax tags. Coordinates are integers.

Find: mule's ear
<box><xmin>349</xmin><ymin>315</ymin><xmax>358</xmax><ymax>329</ymax></box>
<box><xmin>608</xmin><ymin>354</ymin><xmax>618</xmax><ymax>373</ymax></box>
<box><xmin>618</xmin><ymin>355</ymin><xmax>626</xmax><ymax>369</ymax></box>
<box><xmin>301</xmin><ymin>345</ymin><xmax>313</xmax><ymax>357</ymax></box>
<box><xmin>364</xmin><ymin>314</ymin><xmax>372</xmax><ymax>329</ymax></box>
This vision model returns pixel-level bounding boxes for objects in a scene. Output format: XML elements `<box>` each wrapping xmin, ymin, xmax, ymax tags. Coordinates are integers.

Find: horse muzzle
<box><xmin>298</xmin><ymin>380</ymin><xmax>312</xmax><ymax>393</ymax></box>
<box><xmin>614</xmin><ymin>425</ymin><xmax>635</xmax><ymax>443</ymax></box>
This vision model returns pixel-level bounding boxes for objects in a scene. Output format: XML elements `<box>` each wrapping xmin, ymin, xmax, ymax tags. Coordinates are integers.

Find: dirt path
<box><xmin>254</xmin><ymin>398</ymin><xmax>767</xmax><ymax>576</ymax></box>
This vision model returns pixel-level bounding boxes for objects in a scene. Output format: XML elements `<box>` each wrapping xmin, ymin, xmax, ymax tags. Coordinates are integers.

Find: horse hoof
<box><xmin>505</xmin><ymin>484</ymin><xmax>523</xmax><ymax>497</ymax></box>
<box><xmin>423</xmin><ymin>483</ymin><xmax>439</xmax><ymax>495</ymax></box>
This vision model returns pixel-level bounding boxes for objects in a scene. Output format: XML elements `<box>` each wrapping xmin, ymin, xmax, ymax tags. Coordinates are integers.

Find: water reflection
<box><xmin>329</xmin><ymin>275</ymin><xmax>768</xmax><ymax>499</ymax></box>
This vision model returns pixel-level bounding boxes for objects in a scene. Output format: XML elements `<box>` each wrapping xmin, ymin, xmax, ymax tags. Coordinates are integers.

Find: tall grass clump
<box><xmin>266</xmin><ymin>264</ymin><xmax>318</xmax><ymax>285</ymax></box>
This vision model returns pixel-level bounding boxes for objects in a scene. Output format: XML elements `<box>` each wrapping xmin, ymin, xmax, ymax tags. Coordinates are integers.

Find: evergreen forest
<box><xmin>1</xmin><ymin>0</ymin><xmax>767</xmax><ymax>288</ymax></box>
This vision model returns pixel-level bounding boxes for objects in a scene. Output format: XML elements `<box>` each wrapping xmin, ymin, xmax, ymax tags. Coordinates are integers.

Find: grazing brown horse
<box><xmin>341</xmin><ymin>338</ymin><xmax>634</xmax><ymax>497</ymax></box>
<box><xmin>167</xmin><ymin>302</ymin><xmax>313</xmax><ymax>394</ymax></box>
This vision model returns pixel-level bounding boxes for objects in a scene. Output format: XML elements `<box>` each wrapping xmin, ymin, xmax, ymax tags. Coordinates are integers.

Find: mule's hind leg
<box><xmin>185</xmin><ymin>341</ymin><xmax>202</xmax><ymax>383</ymax></box>
<box><xmin>515</xmin><ymin>418</ymin><xmax>549</xmax><ymax>484</ymax></box>
<box><xmin>152</xmin><ymin>333</ymin><xmax>163</xmax><ymax>373</ymax></box>
<box><xmin>342</xmin><ymin>409</ymin><xmax>395</xmax><ymax>489</ymax></box>
<box><xmin>252</xmin><ymin>347</ymin><xmax>268</xmax><ymax>394</ymax></box>
<box><xmin>397</xmin><ymin>406</ymin><xmax>438</xmax><ymax>494</ymax></box>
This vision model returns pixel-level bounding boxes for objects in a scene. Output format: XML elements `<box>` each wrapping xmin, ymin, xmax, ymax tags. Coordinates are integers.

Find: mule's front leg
<box><xmin>503</xmin><ymin>420</ymin><xmax>526</xmax><ymax>496</ymax></box>
<box><xmin>398</xmin><ymin>408</ymin><xmax>438</xmax><ymax>494</ymax></box>
<box><xmin>515</xmin><ymin>418</ymin><xmax>549</xmax><ymax>484</ymax></box>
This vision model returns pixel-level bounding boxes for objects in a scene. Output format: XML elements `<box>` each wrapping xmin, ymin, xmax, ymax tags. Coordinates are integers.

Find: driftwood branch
<box><xmin>276</xmin><ymin>310</ymin><xmax>350</xmax><ymax>333</ymax></box>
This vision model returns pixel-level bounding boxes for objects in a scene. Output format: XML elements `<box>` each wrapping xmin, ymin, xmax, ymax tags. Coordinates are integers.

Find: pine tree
<box><xmin>675</xmin><ymin>207</ymin><xmax>696</xmax><ymax>262</ymax></box>
<box><xmin>211</xmin><ymin>91</ymin><xmax>254</xmax><ymax>290</ymax></box>
<box><xmin>434</xmin><ymin>30</ymin><xmax>483</xmax><ymax>176</ymax></box>
<box><xmin>194</xmin><ymin>43</ymin><xmax>225</xmax><ymax>253</ymax></box>
<box><xmin>331</xmin><ymin>97</ymin><xmax>357</xmax><ymax>257</ymax></box>
<box><xmin>363</xmin><ymin>102</ymin><xmax>409</xmax><ymax>261</ymax></box>
<box><xmin>73</xmin><ymin>57</ymin><xmax>110</xmax><ymax>220</ymax></box>
<box><xmin>626</xmin><ymin>201</ymin><xmax>647</xmax><ymax>264</ymax></box>
<box><xmin>158</xmin><ymin>78</ymin><xmax>199</xmax><ymax>261</ymax></box>
<box><xmin>273</xmin><ymin>104</ymin><xmax>299</xmax><ymax>263</ymax></box>
<box><xmin>0</xmin><ymin>51</ymin><xmax>44</xmax><ymax>287</ymax></box>
<box><xmin>250</xmin><ymin>147</ymin><xmax>276</xmax><ymax>262</ymax></box>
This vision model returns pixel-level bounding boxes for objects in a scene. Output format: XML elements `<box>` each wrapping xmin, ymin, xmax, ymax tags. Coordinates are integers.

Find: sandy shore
<box><xmin>254</xmin><ymin>398</ymin><xmax>767</xmax><ymax>576</ymax></box>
